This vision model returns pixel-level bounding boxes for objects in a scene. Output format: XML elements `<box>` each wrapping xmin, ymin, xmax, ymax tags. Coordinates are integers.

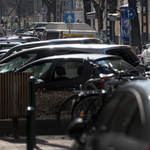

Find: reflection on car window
<box><xmin>0</xmin><ymin>53</ymin><xmax>37</xmax><ymax>72</ymax></box>
<box><xmin>29</xmin><ymin>24</ymin><xmax>36</xmax><ymax>30</ymax></box>
<box><xmin>105</xmin><ymin>48</ymin><xmax>139</xmax><ymax>67</ymax></box>
<box><xmin>97</xmin><ymin>92</ymin><xmax>141</xmax><ymax>136</ymax></box>
<box><xmin>22</xmin><ymin>62</ymin><xmax>52</xmax><ymax>83</ymax></box>
<box><xmin>53</xmin><ymin>61</ymin><xmax>84</xmax><ymax>81</ymax></box>
<box><xmin>96</xmin><ymin>59</ymin><xmax>137</xmax><ymax>74</ymax></box>
<box><xmin>83</xmin><ymin>39</ymin><xmax>103</xmax><ymax>44</ymax></box>
<box><xmin>100</xmin><ymin>33</ymin><xmax>110</xmax><ymax>44</ymax></box>
<box><xmin>12</xmin><ymin>48</ymin><xmax>28</xmax><ymax>55</ymax></box>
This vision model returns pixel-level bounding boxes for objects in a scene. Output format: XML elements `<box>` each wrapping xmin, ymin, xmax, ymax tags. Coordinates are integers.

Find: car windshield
<box><xmin>95</xmin><ymin>58</ymin><xmax>138</xmax><ymax>74</ymax></box>
<box><xmin>0</xmin><ymin>53</ymin><xmax>37</xmax><ymax>72</ymax></box>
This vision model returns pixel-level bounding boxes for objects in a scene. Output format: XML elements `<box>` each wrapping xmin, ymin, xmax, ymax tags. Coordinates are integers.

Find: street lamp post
<box><xmin>72</xmin><ymin>0</ymin><xmax>73</xmax><ymax>11</ymax></box>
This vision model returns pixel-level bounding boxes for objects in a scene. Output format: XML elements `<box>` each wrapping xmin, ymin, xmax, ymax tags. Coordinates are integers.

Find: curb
<box><xmin>0</xmin><ymin>119</ymin><xmax>64</xmax><ymax>136</ymax></box>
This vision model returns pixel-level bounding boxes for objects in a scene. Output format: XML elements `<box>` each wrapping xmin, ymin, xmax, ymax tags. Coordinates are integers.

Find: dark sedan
<box><xmin>0</xmin><ymin>44</ymin><xmax>148</xmax><ymax>73</ymax></box>
<box><xmin>0</xmin><ymin>36</ymin><xmax>40</xmax><ymax>43</ymax></box>
<box><xmin>69</xmin><ymin>80</ymin><xmax>150</xmax><ymax>150</ymax></box>
<box><xmin>0</xmin><ymin>44</ymin><xmax>143</xmax><ymax>74</ymax></box>
<box><xmin>13</xmin><ymin>53</ymin><xmax>143</xmax><ymax>90</ymax></box>
<box><xmin>0</xmin><ymin>38</ymin><xmax>104</xmax><ymax>60</ymax></box>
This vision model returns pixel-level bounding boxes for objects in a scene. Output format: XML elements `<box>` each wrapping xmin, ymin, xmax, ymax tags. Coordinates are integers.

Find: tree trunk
<box><xmin>128</xmin><ymin>0</ymin><xmax>141</xmax><ymax>50</ymax></box>
<box><xmin>46</xmin><ymin>8</ymin><xmax>51</xmax><ymax>22</ymax></box>
<box><xmin>42</xmin><ymin>0</ymin><xmax>56</xmax><ymax>22</ymax></box>
<box><xmin>83</xmin><ymin>0</ymin><xmax>91</xmax><ymax>25</ymax></box>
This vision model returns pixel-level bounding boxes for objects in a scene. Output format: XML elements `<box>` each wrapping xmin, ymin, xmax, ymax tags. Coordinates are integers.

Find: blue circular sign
<box><xmin>41</xmin><ymin>10</ymin><xmax>45</xmax><ymax>15</ymax></box>
<box><xmin>124</xmin><ymin>8</ymin><xmax>135</xmax><ymax>20</ymax></box>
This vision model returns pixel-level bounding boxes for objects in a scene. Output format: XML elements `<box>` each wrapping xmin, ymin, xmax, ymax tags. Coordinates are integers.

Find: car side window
<box><xmin>97</xmin><ymin>91</ymin><xmax>142</xmax><ymax>136</ymax></box>
<box><xmin>53</xmin><ymin>61</ymin><xmax>84</xmax><ymax>81</ymax></box>
<box><xmin>22</xmin><ymin>62</ymin><xmax>52</xmax><ymax>83</ymax></box>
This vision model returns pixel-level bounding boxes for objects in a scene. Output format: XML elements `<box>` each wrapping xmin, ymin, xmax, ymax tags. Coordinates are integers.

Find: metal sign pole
<box><xmin>69</xmin><ymin>27</ymin><xmax>71</xmax><ymax>37</ymax></box>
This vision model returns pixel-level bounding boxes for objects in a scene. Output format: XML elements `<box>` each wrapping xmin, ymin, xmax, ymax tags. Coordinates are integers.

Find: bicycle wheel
<box><xmin>72</xmin><ymin>94</ymin><xmax>102</xmax><ymax>121</ymax></box>
<box><xmin>57</xmin><ymin>94</ymin><xmax>79</xmax><ymax>134</ymax></box>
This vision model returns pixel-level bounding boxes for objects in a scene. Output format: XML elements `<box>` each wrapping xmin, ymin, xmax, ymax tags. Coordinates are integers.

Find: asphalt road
<box><xmin>0</xmin><ymin>135</ymin><xmax>75</xmax><ymax>150</ymax></box>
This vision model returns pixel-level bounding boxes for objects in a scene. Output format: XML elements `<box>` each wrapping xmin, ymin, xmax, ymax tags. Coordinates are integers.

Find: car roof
<box><xmin>0</xmin><ymin>36</ymin><xmax>39</xmax><ymax>41</ymax></box>
<box><xmin>28</xmin><ymin>43</ymin><xmax>130</xmax><ymax>51</ymax></box>
<box><xmin>6</xmin><ymin>38</ymin><xmax>103</xmax><ymax>50</ymax></box>
<box><xmin>0</xmin><ymin>41</ymin><xmax>22</xmax><ymax>45</ymax></box>
<box><xmin>36</xmin><ymin>53</ymin><xmax>120</xmax><ymax>60</ymax></box>
<box><xmin>30</xmin><ymin>22</ymin><xmax>48</xmax><ymax>24</ymax></box>
<box><xmin>35</xmin><ymin>27</ymin><xmax>46</xmax><ymax>29</ymax></box>
<box><xmin>0</xmin><ymin>44</ymin><xmax>125</xmax><ymax>63</ymax></box>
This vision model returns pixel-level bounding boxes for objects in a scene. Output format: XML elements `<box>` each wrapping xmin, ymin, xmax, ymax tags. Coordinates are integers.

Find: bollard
<box><xmin>29</xmin><ymin>76</ymin><xmax>36</xmax><ymax>147</ymax></box>
<box><xmin>26</xmin><ymin>106</ymin><xmax>35</xmax><ymax>150</ymax></box>
<box><xmin>29</xmin><ymin>76</ymin><xmax>36</xmax><ymax>107</ymax></box>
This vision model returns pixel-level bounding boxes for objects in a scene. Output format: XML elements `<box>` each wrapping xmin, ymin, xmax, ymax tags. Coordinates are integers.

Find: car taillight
<box><xmin>43</xmin><ymin>35</ymin><xmax>45</xmax><ymax>40</ymax></box>
<box><xmin>96</xmin><ymin>82</ymin><xmax>104</xmax><ymax>87</ymax></box>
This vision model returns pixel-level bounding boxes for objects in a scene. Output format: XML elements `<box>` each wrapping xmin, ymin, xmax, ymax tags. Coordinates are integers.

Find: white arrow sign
<box><xmin>67</xmin><ymin>15</ymin><xmax>73</xmax><ymax>23</ymax></box>
<box><xmin>127</xmin><ymin>9</ymin><xmax>133</xmax><ymax>18</ymax></box>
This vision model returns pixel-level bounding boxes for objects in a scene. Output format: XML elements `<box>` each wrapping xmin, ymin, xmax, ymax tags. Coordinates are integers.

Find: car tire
<box><xmin>57</xmin><ymin>94</ymin><xmax>79</xmax><ymax>134</ymax></box>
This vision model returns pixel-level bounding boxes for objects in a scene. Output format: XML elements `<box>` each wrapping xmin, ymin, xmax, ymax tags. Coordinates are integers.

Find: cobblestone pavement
<box><xmin>0</xmin><ymin>135</ymin><xmax>75</xmax><ymax>150</ymax></box>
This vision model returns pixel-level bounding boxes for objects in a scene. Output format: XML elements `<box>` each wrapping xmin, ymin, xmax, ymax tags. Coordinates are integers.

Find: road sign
<box><xmin>65</xmin><ymin>13</ymin><xmax>74</xmax><ymax>23</ymax></box>
<box><xmin>41</xmin><ymin>10</ymin><xmax>45</xmax><ymax>15</ymax></box>
<box><xmin>76</xmin><ymin>1</ymin><xmax>83</xmax><ymax>9</ymax></box>
<box><xmin>37</xmin><ymin>13</ymin><xmax>41</xmax><ymax>17</ymax></box>
<box><xmin>124</xmin><ymin>8</ymin><xmax>135</xmax><ymax>20</ymax></box>
<box><xmin>67</xmin><ymin>24</ymin><xmax>73</xmax><ymax>29</ymax></box>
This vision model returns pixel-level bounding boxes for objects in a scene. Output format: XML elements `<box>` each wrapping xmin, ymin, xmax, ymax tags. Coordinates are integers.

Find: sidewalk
<box><xmin>0</xmin><ymin>135</ymin><xmax>75</xmax><ymax>150</ymax></box>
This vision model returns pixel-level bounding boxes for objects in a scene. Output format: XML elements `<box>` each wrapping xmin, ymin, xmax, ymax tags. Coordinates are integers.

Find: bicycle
<box><xmin>57</xmin><ymin>62</ymin><xmax>147</xmax><ymax>134</ymax></box>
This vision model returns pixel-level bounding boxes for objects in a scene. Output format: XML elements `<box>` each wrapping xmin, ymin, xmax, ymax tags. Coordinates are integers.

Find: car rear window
<box><xmin>46</xmin><ymin>32</ymin><xmax>59</xmax><ymax>40</ymax></box>
<box><xmin>27</xmin><ymin>38</ymin><xmax>40</xmax><ymax>42</ymax></box>
<box><xmin>105</xmin><ymin>48</ymin><xmax>139</xmax><ymax>67</ymax></box>
<box><xmin>95</xmin><ymin>58</ymin><xmax>137</xmax><ymax>74</ymax></box>
<box><xmin>83</xmin><ymin>39</ymin><xmax>103</xmax><ymax>44</ymax></box>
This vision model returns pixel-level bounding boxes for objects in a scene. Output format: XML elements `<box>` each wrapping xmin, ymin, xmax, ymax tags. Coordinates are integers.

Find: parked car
<box><xmin>0</xmin><ymin>36</ymin><xmax>40</xmax><ymax>43</ymax></box>
<box><xmin>13</xmin><ymin>53</ymin><xmax>144</xmax><ymax>90</ymax></box>
<box><xmin>15</xmin><ymin>22</ymin><xmax>48</xmax><ymax>34</ymax></box>
<box><xmin>0</xmin><ymin>42</ymin><xmax>22</xmax><ymax>50</ymax></box>
<box><xmin>141</xmin><ymin>43</ymin><xmax>150</xmax><ymax>65</ymax></box>
<box><xmin>0</xmin><ymin>44</ymin><xmax>148</xmax><ymax>74</ymax></box>
<box><xmin>0</xmin><ymin>42</ymin><xmax>22</xmax><ymax>58</ymax></box>
<box><xmin>68</xmin><ymin>80</ymin><xmax>150</xmax><ymax>150</ymax></box>
<box><xmin>0</xmin><ymin>38</ymin><xmax>104</xmax><ymax>60</ymax></box>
